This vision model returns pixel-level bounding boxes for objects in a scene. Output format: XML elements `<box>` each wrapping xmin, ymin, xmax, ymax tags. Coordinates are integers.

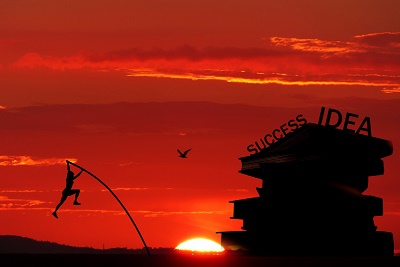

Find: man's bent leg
<box><xmin>53</xmin><ymin>195</ymin><xmax>67</xmax><ymax>219</ymax></box>
<box><xmin>73</xmin><ymin>190</ymin><xmax>81</xmax><ymax>205</ymax></box>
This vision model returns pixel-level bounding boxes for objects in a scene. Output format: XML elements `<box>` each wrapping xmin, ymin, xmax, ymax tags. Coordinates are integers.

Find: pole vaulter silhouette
<box><xmin>52</xmin><ymin>161</ymin><xmax>83</xmax><ymax>219</ymax></box>
<box><xmin>57</xmin><ymin>160</ymin><xmax>151</xmax><ymax>257</ymax></box>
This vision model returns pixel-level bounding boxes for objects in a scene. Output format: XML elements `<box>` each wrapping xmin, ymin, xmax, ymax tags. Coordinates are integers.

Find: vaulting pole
<box><xmin>66</xmin><ymin>160</ymin><xmax>151</xmax><ymax>257</ymax></box>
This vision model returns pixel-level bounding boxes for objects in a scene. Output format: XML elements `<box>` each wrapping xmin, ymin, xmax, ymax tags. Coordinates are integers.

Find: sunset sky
<box><xmin>1</xmin><ymin>0</ymin><xmax>400</xmax><ymax>251</ymax></box>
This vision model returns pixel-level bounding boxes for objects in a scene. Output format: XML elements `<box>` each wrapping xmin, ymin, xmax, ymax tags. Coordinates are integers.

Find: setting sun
<box><xmin>175</xmin><ymin>238</ymin><xmax>225</xmax><ymax>253</ymax></box>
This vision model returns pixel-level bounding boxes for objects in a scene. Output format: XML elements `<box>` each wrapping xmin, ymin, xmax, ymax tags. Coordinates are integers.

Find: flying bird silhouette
<box><xmin>178</xmin><ymin>148</ymin><xmax>191</xmax><ymax>158</ymax></box>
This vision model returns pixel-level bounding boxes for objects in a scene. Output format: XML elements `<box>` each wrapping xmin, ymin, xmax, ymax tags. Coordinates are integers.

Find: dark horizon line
<box><xmin>0</xmin><ymin>235</ymin><xmax>175</xmax><ymax>254</ymax></box>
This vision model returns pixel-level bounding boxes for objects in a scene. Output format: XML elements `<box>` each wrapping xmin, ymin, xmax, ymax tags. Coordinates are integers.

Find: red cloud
<box><xmin>0</xmin><ymin>156</ymin><xmax>77</xmax><ymax>166</ymax></box>
<box><xmin>269</xmin><ymin>37</ymin><xmax>362</xmax><ymax>54</ymax></box>
<box><xmin>9</xmin><ymin>32</ymin><xmax>400</xmax><ymax>91</ymax></box>
<box><xmin>354</xmin><ymin>32</ymin><xmax>400</xmax><ymax>48</ymax></box>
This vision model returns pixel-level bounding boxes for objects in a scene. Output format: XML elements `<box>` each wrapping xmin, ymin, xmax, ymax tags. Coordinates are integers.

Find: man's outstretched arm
<box><xmin>74</xmin><ymin>170</ymin><xmax>83</xmax><ymax>179</ymax></box>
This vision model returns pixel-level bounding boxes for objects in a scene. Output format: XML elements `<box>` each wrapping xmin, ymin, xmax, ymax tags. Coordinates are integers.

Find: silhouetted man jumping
<box><xmin>52</xmin><ymin>161</ymin><xmax>83</xmax><ymax>219</ymax></box>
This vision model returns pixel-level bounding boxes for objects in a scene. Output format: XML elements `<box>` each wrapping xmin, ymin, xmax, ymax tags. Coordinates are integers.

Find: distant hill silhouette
<box><xmin>0</xmin><ymin>235</ymin><xmax>173</xmax><ymax>254</ymax></box>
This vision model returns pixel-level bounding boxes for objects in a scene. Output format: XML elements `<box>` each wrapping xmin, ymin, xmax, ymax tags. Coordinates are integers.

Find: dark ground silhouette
<box><xmin>0</xmin><ymin>235</ymin><xmax>171</xmax><ymax>254</ymax></box>
<box><xmin>2</xmin><ymin>252</ymin><xmax>400</xmax><ymax>267</ymax></box>
<box><xmin>1</xmin><ymin>235</ymin><xmax>399</xmax><ymax>267</ymax></box>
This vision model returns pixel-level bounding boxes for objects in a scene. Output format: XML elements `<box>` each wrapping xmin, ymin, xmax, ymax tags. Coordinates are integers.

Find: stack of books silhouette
<box><xmin>218</xmin><ymin>123</ymin><xmax>394</xmax><ymax>256</ymax></box>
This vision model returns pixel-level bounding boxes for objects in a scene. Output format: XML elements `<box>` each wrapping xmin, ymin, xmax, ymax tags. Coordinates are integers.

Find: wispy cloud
<box><xmin>0</xmin><ymin>189</ymin><xmax>44</xmax><ymax>193</ymax></box>
<box><xmin>118</xmin><ymin>161</ymin><xmax>140</xmax><ymax>167</ymax></box>
<box><xmin>9</xmin><ymin>32</ymin><xmax>400</xmax><ymax>91</ymax></box>
<box><xmin>100</xmin><ymin>187</ymin><xmax>148</xmax><ymax>192</ymax></box>
<box><xmin>0</xmin><ymin>206</ymin><xmax>51</xmax><ymax>211</ymax></box>
<box><xmin>354</xmin><ymin>32</ymin><xmax>400</xmax><ymax>49</ymax></box>
<box><xmin>54</xmin><ymin>209</ymin><xmax>229</xmax><ymax>218</ymax></box>
<box><xmin>269</xmin><ymin>37</ymin><xmax>362</xmax><ymax>54</ymax></box>
<box><xmin>271</xmin><ymin>32</ymin><xmax>400</xmax><ymax>54</ymax></box>
<box><xmin>134</xmin><ymin>210</ymin><xmax>229</xmax><ymax>218</ymax></box>
<box><xmin>0</xmin><ymin>204</ymin><xmax>230</xmax><ymax>218</ymax></box>
<box><xmin>0</xmin><ymin>156</ymin><xmax>77</xmax><ymax>166</ymax></box>
<box><xmin>381</xmin><ymin>87</ymin><xmax>400</xmax><ymax>94</ymax></box>
<box><xmin>0</xmin><ymin>195</ymin><xmax>48</xmax><ymax>209</ymax></box>
<box><xmin>227</xmin><ymin>189</ymin><xmax>249</xmax><ymax>192</ymax></box>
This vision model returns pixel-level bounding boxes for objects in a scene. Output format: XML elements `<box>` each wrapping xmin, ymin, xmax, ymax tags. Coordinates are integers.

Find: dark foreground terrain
<box><xmin>1</xmin><ymin>254</ymin><xmax>400</xmax><ymax>267</ymax></box>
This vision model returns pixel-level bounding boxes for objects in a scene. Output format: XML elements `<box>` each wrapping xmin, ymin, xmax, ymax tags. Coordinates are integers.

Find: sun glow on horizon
<box><xmin>175</xmin><ymin>238</ymin><xmax>225</xmax><ymax>253</ymax></box>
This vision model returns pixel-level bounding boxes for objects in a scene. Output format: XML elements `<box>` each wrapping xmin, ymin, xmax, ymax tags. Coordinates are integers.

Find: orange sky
<box><xmin>1</xmin><ymin>1</ymin><xmax>400</xmax><ymax>250</ymax></box>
